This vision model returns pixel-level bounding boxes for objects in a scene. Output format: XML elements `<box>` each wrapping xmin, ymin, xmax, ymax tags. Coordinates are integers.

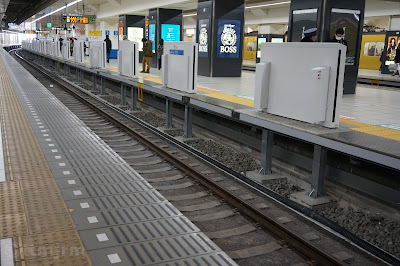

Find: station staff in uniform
<box><xmin>301</xmin><ymin>28</ymin><xmax>317</xmax><ymax>42</ymax></box>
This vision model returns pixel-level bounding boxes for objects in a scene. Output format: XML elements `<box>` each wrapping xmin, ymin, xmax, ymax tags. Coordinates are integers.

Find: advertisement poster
<box><xmin>128</xmin><ymin>27</ymin><xmax>144</xmax><ymax>50</ymax></box>
<box><xmin>386</xmin><ymin>36</ymin><xmax>398</xmax><ymax>63</ymax></box>
<box><xmin>330</xmin><ymin>8</ymin><xmax>361</xmax><ymax>65</ymax></box>
<box><xmin>291</xmin><ymin>9</ymin><xmax>318</xmax><ymax>42</ymax></box>
<box><xmin>363</xmin><ymin>42</ymin><xmax>384</xmax><ymax>57</ymax></box>
<box><xmin>161</xmin><ymin>24</ymin><xmax>181</xmax><ymax>42</ymax></box>
<box><xmin>257</xmin><ymin>37</ymin><xmax>267</xmax><ymax>58</ymax></box>
<box><xmin>198</xmin><ymin>19</ymin><xmax>210</xmax><ymax>58</ymax></box>
<box><xmin>217</xmin><ymin>19</ymin><xmax>241</xmax><ymax>59</ymax></box>
<box><xmin>149</xmin><ymin>24</ymin><xmax>156</xmax><ymax>52</ymax></box>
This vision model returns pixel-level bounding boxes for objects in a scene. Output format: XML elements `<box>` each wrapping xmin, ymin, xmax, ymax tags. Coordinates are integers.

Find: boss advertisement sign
<box><xmin>217</xmin><ymin>19</ymin><xmax>241</xmax><ymax>58</ymax></box>
<box><xmin>198</xmin><ymin>19</ymin><xmax>209</xmax><ymax>58</ymax></box>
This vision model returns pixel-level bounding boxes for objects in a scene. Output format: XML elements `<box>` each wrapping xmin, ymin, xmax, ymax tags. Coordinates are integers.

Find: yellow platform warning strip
<box><xmin>340</xmin><ymin>119</ymin><xmax>400</xmax><ymax>141</ymax></box>
<box><xmin>106</xmin><ymin>64</ymin><xmax>400</xmax><ymax>141</ymax></box>
<box><xmin>0</xmin><ymin>57</ymin><xmax>91</xmax><ymax>265</ymax></box>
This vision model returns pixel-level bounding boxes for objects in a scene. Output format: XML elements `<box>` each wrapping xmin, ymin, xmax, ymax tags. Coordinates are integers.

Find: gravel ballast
<box><xmin>187</xmin><ymin>139</ymin><xmax>259</xmax><ymax>173</ymax></box>
<box><xmin>317</xmin><ymin>206</ymin><xmax>400</xmax><ymax>258</ymax></box>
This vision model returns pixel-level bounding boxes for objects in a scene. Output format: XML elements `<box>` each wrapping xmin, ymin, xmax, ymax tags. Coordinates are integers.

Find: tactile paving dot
<box><xmin>15</xmin><ymin>255</ymin><xmax>90</xmax><ymax>265</ymax></box>
<box><xmin>0</xmin><ymin>213</ymin><xmax>28</xmax><ymax>238</ymax></box>
<box><xmin>28</xmin><ymin>213</ymin><xmax>75</xmax><ymax>234</ymax></box>
<box><xmin>21</xmin><ymin>230</ymin><xmax>81</xmax><ymax>248</ymax></box>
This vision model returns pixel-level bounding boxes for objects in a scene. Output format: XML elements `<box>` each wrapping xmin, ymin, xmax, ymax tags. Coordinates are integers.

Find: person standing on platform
<box><xmin>104</xmin><ymin>35</ymin><xmax>112</xmax><ymax>63</ymax></box>
<box><xmin>392</xmin><ymin>46</ymin><xmax>400</xmax><ymax>77</ymax></box>
<box><xmin>157</xmin><ymin>39</ymin><xmax>164</xmax><ymax>70</ymax></box>
<box><xmin>142</xmin><ymin>38</ymin><xmax>153</xmax><ymax>73</ymax></box>
<box><xmin>59</xmin><ymin>37</ymin><xmax>64</xmax><ymax>52</ymax></box>
<box><xmin>69</xmin><ymin>38</ymin><xmax>74</xmax><ymax>56</ymax></box>
<box><xmin>301</xmin><ymin>28</ymin><xmax>317</xmax><ymax>42</ymax></box>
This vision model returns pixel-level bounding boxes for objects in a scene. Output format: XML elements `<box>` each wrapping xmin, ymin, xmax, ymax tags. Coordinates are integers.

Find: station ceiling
<box><xmin>4</xmin><ymin>0</ymin><xmax>400</xmax><ymax>26</ymax></box>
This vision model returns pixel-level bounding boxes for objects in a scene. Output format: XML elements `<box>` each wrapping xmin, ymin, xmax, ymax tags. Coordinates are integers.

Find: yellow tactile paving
<box><xmin>340</xmin><ymin>119</ymin><xmax>400</xmax><ymax>141</ymax></box>
<box><xmin>0</xmin><ymin>56</ymin><xmax>91</xmax><ymax>265</ymax></box>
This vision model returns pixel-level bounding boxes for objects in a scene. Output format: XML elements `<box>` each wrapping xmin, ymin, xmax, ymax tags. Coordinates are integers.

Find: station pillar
<box><xmin>196</xmin><ymin>0</ymin><xmax>245</xmax><ymax>77</ymax></box>
<box><xmin>287</xmin><ymin>0</ymin><xmax>365</xmax><ymax>94</ymax></box>
<box><xmin>148</xmin><ymin>8</ymin><xmax>183</xmax><ymax>68</ymax></box>
<box><xmin>118</xmin><ymin>15</ymin><xmax>146</xmax><ymax>62</ymax></box>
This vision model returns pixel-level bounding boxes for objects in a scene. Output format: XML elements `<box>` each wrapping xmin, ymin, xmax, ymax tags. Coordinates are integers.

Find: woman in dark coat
<box><xmin>392</xmin><ymin>46</ymin><xmax>400</xmax><ymax>77</ymax></box>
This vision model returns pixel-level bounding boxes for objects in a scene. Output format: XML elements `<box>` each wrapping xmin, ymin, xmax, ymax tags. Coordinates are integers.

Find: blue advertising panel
<box><xmin>149</xmin><ymin>24</ymin><xmax>156</xmax><ymax>52</ymax></box>
<box><xmin>161</xmin><ymin>24</ymin><xmax>181</xmax><ymax>42</ymax></box>
<box><xmin>217</xmin><ymin>19</ymin><xmax>241</xmax><ymax>58</ymax></box>
<box><xmin>198</xmin><ymin>19</ymin><xmax>209</xmax><ymax>58</ymax></box>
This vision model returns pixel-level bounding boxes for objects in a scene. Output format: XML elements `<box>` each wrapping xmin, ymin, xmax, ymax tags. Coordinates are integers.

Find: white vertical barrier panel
<box><xmin>73</xmin><ymin>40</ymin><xmax>85</xmax><ymax>63</ymax></box>
<box><xmin>89</xmin><ymin>41</ymin><xmax>106</xmax><ymax>69</ymax></box>
<box><xmin>45</xmin><ymin>40</ymin><xmax>52</xmax><ymax>55</ymax></box>
<box><xmin>118</xmin><ymin>40</ymin><xmax>139</xmax><ymax>78</ymax></box>
<box><xmin>254</xmin><ymin>62</ymin><xmax>271</xmax><ymax>110</ymax></box>
<box><xmin>255</xmin><ymin>43</ymin><xmax>346</xmax><ymax>128</ymax></box>
<box><xmin>162</xmin><ymin>42</ymin><xmax>198</xmax><ymax>94</ymax></box>
<box><xmin>61</xmin><ymin>41</ymin><xmax>70</xmax><ymax>59</ymax></box>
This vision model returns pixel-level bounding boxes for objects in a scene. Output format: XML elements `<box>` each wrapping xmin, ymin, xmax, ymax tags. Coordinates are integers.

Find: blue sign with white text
<box><xmin>114</xmin><ymin>30</ymin><xmax>118</xmax><ymax>36</ymax></box>
<box><xmin>105</xmin><ymin>30</ymin><xmax>110</xmax><ymax>35</ymax></box>
<box><xmin>149</xmin><ymin>24</ymin><xmax>156</xmax><ymax>52</ymax></box>
<box><xmin>217</xmin><ymin>19</ymin><xmax>241</xmax><ymax>58</ymax></box>
<box><xmin>169</xmin><ymin>49</ymin><xmax>184</xmax><ymax>56</ymax></box>
<box><xmin>161</xmin><ymin>24</ymin><xmax>181</xmax><ymax>42</ymax></box>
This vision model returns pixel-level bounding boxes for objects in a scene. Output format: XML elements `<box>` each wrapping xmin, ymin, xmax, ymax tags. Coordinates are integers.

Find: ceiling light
<box><xmin>27</xmin><ymin>0</ymin><xmax>82</xmax><ymax>25</ymax></box>
<box><xmin>183</xmin><ymin>1</ymin><xmax>291</xmax><ymax>17</ymax></box>
<box><xmin>246</xmin><ymin>1</ymin><xmax>291</xmax><ymax>9</ymax></box>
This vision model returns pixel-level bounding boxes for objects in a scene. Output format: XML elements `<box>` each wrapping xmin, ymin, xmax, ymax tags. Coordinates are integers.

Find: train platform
<box><xmin>0</xmin><ymin>49</ymin><xmax>237</xmax><ymax>265</ymax></box>
<box><xmin>101</xmin><ymin>59</ymin><xmax>400</xmax><ymax>143</ymax></box>
<box><xmin>20</xmin><ymin>49</ymin><xmax>400</xmax><ymax>205</ymax></box>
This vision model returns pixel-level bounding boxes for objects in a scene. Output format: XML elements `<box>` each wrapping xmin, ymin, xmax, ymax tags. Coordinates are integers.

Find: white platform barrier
<box><xmin>61</xmin><ymin>41</ymin><xmax>70</xmax><ymax>59</ymax></box>
<box><xmin>255</xmin><ymin>43</ymin><xmax>346</xmax><ymax>128</ymax></box>
<box><xmin>162</xmin><ymin>42</ymin><xmax>198</xmax><ymax>94</ymax></box>
<box><xmin>73</xmin><ymin>40</ymin><xmax>85</xmax><ymax>63</ymax></box>
<box><xmin>51</xmin><ymin>42</ymin><xmax>59</xmax><ymax>57</ymax></box>
<box><xmin>89</xmin><ymin>41</ymin><xmax>106</xmax><ymax>69</ymax></box>
<box><xmin>118</xmin><ymin>40</ymin><xmax>139</xmax><ymax>78</ymax></box>
<box><xmin>45</xmin><ymin>40</ymin><xmax>52</xmax><ymax>55</ymax></box>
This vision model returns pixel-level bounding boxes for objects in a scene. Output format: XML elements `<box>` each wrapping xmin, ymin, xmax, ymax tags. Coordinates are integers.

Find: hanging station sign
<box><xmin>217</xmin><ymin>19</ymin><xmax>241</xmax><ymax>58</ymax></box>
<box><xmin>63</xmin><ymin>15</ymin><xmax>96</xmax><ymax>24</ymax></box>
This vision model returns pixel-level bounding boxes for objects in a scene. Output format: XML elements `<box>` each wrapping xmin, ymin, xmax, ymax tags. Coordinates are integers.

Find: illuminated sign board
<box><xmin>64</xmin><ymin>15</ymin><xmax>96</xmax><ymax>24</ymax></box>
<box><xmin>198</xmin><ymin>19</ymin><xmax>209</xmax><ymax>57</ymax></box>
<box><xmin>217</xmin><ymin>19</ymin><xmax>241</xmax><ymax>58</ymax></box>
<box><xmin>25</xmin><ymin>30</ymin><xmax>35</xmax><ymax>34</ymax></box>
<box><xmin>47</xmin><ymin>23</ymin><xmax>52</xmax><ymax>28</ymax></box>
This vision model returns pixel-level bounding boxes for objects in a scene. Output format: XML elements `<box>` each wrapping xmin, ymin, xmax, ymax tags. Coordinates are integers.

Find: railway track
<box><xmin>14</xmin><ymin>50</ymin><xmax>387</xmax><ymax>266</ymax></box>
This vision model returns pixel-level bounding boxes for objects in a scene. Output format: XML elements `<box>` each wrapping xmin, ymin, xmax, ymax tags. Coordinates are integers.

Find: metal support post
<box><xmin>101</xmin><ymin>77</ymin><xmax>106</xmax><ymax>95</ymax></box>
<box><xmin>259</xmin><ymin>129</ymin><xmax>274</xmax><ymax>175</ymax></box>
<box><xmin>76</xmin><ymin>68</ymin><xmax>79</xmax><ymax>82</ymax></box>
<box><xmin>184</xmin><ymin>105</ymin><xmax>193</xmax><ymax>138</ymax></box>
<box><xmin>120</xmin><ymin>84</ymin><xmax>127</xmax><ymax>106</ymax></box>
<box><xmin>309</xmin><ymin>145</ymin><xmax>328</xmax><ymax>199</ymax></box>
<box><xmin>165</xmin><ymin>99</ymin><xmax>173</xmax><ymax>128</ymax></box>
<box><xmin>66</xmin><ymin>65</ymin><xmax>70</xmax><ymax>78</ymax></box>
<box><xmin>92</xmin><ymin>74</ymin><xmax>97</xmax><ymax>91</ymax></box>
<box><xmin>130</xmin><ymin>86</ymin><xmax>138</xmax><ymax>111</ymax></box>
<box><xmin>80</xmin><ymin>70</ymin><xmax>84</xmax><ymax>83</ymax></box>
